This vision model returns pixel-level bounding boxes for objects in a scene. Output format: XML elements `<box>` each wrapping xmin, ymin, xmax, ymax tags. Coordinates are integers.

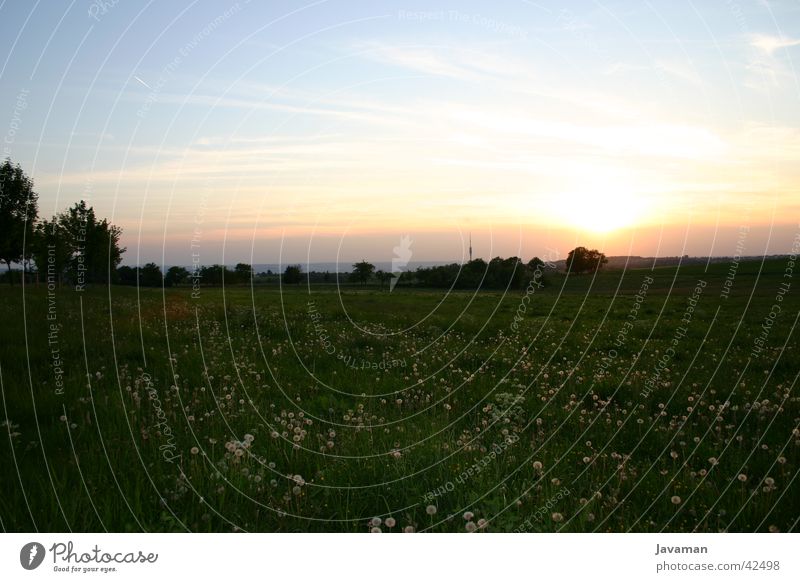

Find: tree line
<box><xmin>276</xmin><ymin>249</ymin><xmax>608</xmax><ymax>291</ymax></box>
<box><xmin>0</xmin><ymin>160</ymin><xmax>124</xmax><ymax>285</ymax></box>
<box><xmin>1</xmin><ymin>159</ymin><xmax>608</xmax><ymax>288</ymax></box>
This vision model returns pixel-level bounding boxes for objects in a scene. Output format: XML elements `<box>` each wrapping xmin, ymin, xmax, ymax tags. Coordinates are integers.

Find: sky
<box><xmin>1</xmin><ymin>0</ymin><xmax>799</xmax><ymax>267</ymax></box>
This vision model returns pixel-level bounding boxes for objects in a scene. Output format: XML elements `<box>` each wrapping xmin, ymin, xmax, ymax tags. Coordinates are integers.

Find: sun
<box><xmin>551</xmin><ymin>181</ymin><xmax>646</xmax><ymax>234</ymax></box>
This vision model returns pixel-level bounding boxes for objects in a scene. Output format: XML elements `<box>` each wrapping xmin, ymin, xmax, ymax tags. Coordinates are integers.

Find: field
<box><xmin>1</xmin><ymin>259</ymin><xmax>798</xmax><ymax>533</ymax></box>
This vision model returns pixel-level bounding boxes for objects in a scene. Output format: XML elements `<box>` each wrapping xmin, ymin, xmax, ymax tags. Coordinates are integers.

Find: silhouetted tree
<box><xmin>165</xmin><ymin>265</ymin><xmax>190</xmax><ymax>287</ymax></box>
<box><xmin>31</xmin><ymin>217</ymin><xmax>70</xmax><ymax>286</ymax></box>
<box><xmin>351</xmin><ymin>260</ymin><xmax>375</xmax><ymax>286</ymax></box>
<box><xmin>527</xmin><ymin>257</ymin><xmax>544</xmax><ymax>270</ymax></box>
<box><xmin>283</xmin><ymin>264</ymin><xmax>302</xmax><ymax>285</ymax></box>
<box><xmin>58</xmin><ymin>200</ymin><xmax>124</xmax><ymax>285</ymax></box>
<box><xmin>0</xmin><ymin>160</ymin><xmax>38</xmax><ymax>283</ymax></box>
<box><xmin>566</xmin><ymin>246</ymin><xmax>607</xmax><ymax>274</ymax></box>
<box><xmin>234</xmin><ymin>262</ymin><xmax>252</xmax><ymax>283</ymax></box>
<box><xmin>199</xmin><ymin>264</ymin><xmax>228</xmax><ymax>285</ymax></box>
<box><xmin>117</xmin><ymin>265</ymin><xmax>137</xmax><ymax>285</ymax></box>
<box><xmin>138</xmin><ymin>263</ymin><xmax>163</xmax><ymax>287</ymax></box>
<box><xmin>375</xmin><ymin>269</ymin><xmax>392</xmax><ymax>289</ymax></box>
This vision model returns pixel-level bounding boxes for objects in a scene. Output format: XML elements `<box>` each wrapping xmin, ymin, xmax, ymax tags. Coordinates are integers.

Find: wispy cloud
<box><xmin>447</xmin><ymin>108</ymin><xmax>727</xmax><ymax>159</ymax></box>
<box><xmin>604</xmin><ymin>60</ymin><xmax>702</xmax><ymax>87</ymax></box>
<box><xmin>750</xmin><ymin>34</ymin><xmax>800</xmax><ymax>55</ymax></box>
<box><xmin>354</xmin><ymin>41</ymin><xmax>531</xmax><ymax>82</ymax></box>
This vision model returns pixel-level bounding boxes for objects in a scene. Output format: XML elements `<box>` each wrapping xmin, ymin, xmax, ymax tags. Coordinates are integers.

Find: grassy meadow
<box><xmin>1</xmin><ymin>259</ymin><xmax>798</xmax><ymax>532</ymax></box>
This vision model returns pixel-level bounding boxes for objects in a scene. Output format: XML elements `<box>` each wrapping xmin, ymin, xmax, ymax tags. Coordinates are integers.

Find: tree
<box><xmin>117</xmin><ymin>265</ymin><xmax>137</xmax><ymax>286</ymax></box>
<box><xmin>565</xmin><ymin>246</ymin><xmax>607</xmax><ymax>274</ymax></box>
<box><xmin>31</xmin><ymin>217</ymin><xmax>71</xmax><ymax>286</ymax></box>
<box><xmin>199</xmin><ymin>264</ymin><xmax>228</xmax><ymax>286</ymax></box>
<box><xmin>138</xmin><ymin>263</ymin><xmax>163</xmax><ymax>287</ymax></box>
<box><xmin>165</xmin><ymin>266</ymin><xmax>190</xmax><ymax>287</ymax></box>
<box><xmin>283</xmin><ymin>264</ymin><xmax>302</xmax><ymax>285</ymax></box>
<box><xmin>0</xmin><ymin>160</ymin><xmax>38</xmax><ymax>283</ymax></box>
<box><xmin>485</xmin><ymin>256</ymin><xmax>524</xmax><ymax>289</ymax></box>
<box><xmin>375</xmin><ymin>269</ymin><xmax>392</xmax><ymax>289</ymax></box>
<box><xmin>351</xmin><ymin>260</ymin><xmax>375</xmax><ymax>286</ymax></box>
<box><xmin>58</xmin><ymin>200</ymin><xmax>125</xmax><ymax>285</ymax></box>
<box><xmin>234</xmin><ymin>262</ymin><xmax>252</xmax><ymax>283</ymax></box>
<box><xmin>527</xmin><ymin>257</ymin><xmax>544</xmax><ymax>270</ymax></box>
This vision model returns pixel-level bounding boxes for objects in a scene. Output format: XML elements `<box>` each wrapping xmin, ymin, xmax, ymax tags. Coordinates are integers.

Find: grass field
<box><xmin>1</xmin><ymin>258</ymin><xmax>798</xmax><ymax>532</ymax></box>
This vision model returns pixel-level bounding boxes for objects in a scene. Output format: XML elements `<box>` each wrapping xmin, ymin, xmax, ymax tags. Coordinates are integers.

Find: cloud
<box><xmin>354</xmin><ymin>41</ymin><xmax>531</xmax><ymax>82</ymax></box>
<box><xmin>654</xmin><ymin>60</ymin><xmax>703</xmax><ymax>87</ymax></box>
<box><xmin>750</xmin><ymin>34</ymin><xmax>800</xmax><ymax>55</ymax></box>
<box><xmin>447</xmin><ymin>108</ymin><xmax>728</xmax><ymax>159</ymax></box>
<box><xmin>359</xmin><ymin>43</ymin><xmax>481</xmax><ymax>80</ymax></box>
<box><xmin>744</xmin><ymin>35</ymin><xmax>799</xmax><ymax>90</ymax></box>
<box><xmin>604</xmin><ymin>60</ymin><xmax>702</xmax><ymax>87</ymax></box>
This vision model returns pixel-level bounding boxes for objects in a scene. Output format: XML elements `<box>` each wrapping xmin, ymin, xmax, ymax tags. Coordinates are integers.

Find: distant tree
<box><xmin>523</xmin><ymin>256</ymin><xmax>548</xmax><ymax>288</ymax></box>
<box><xmin>138</xmin><ymin>263</ymin><xmax>163</xmax><ymax>287</ymax></box>
<box><xmin>461</xmin><ymin>258</ymin><xmax>487</xmax><ymax>289</ymax></box>
<box><xmin>199</xmin><ymin>264</ymin><xmax>226</xmax><ymax>285</ymax></box>
<box><xmin>527</xmin><ymin>257</ymin><xmax>544</xmax><ymax>270</ymax></box>
<box><xmin>351</xmin><ymin>260</ymin><xmax>375</xmax><ymax>286</ymax></box>
<box><xmin>117</xmin><ymin>265</ymin><xmax>137</xmax><ymax>286</ymax></box>
<box><xmin>165</xmin><ymin>265</ymin><xmax>190</xmax><ymax>287</ymax></box>
<box><xmin>283</xmin><ymin>264</ymin><xmax>302</xmax><ymax>285</ymax></box>
<box><xmin>485</xmin><ymin>256</ymin><xmax>524</xmax><ymax>289</ymax></box>
<box><xmin>234</xmin><ymin>262</ymin><xmax>252</xmax><ymax>283</ymax></box>
<box><xmin>58</xmin><ymin>200</ymin><xmax>125</xmax><ymax>285</ymax></box>
<box><xmin>0</xmin><ymin>160</ymin><xmax>38</xmax><ymax>284</ymax></box>
<box><xmin>565</xmin><ymin>246</ymin><xmax>607</xmax><ymax>274</ymax></box>
<box><xmin>375</xmin><ymin>269</ymin><xmax>392</xmax><ymax>289</ymax></box>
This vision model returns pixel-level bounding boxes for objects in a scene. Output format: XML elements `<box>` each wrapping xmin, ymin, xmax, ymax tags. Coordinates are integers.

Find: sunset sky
<box><xmin>1</xmin><ymin>0</ymin><xmax>799</xmax><ymax>266</ymax></box>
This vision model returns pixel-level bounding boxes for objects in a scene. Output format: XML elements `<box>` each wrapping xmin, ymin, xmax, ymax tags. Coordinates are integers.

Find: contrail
<box><xmin>134</xmin><ymin>76</ymin><xmax>152</xmax><ymax>90</ymax></box>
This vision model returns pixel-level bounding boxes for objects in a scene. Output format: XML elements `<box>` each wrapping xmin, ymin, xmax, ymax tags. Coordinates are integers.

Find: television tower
<box><xmin>469</xmin><ymin>233</ymin><xmax>473</xmax><ymax>262</ymax></box>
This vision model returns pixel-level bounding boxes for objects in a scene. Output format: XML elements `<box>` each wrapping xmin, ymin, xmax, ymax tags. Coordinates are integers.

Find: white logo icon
<box><xmin>20</xmin><ymin>542</ymin><xmax>45</xmax><ymax>570</ymax></box>
<box><xmin>390</xmin><ymin>235</ymin><xmax>413</xmax><ymax>292</ymax></box>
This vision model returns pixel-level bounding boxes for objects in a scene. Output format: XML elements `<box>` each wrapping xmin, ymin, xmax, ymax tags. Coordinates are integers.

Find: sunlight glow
<box><xmin>551</xmin><ymin>180</ymin><xmax>646</xmax><ymax>234</ymax></box>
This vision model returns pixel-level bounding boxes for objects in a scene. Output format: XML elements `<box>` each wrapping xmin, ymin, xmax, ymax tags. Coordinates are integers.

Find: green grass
<box><xmin>1</xmin><ymin>259</ymin><xmax>798</xmax><ymax>532</ymax></box>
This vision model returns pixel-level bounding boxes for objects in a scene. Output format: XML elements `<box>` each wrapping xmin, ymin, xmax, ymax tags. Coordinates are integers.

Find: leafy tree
<box><xmin>58</xmin><ymin>200</ymin><xmax>125</xmax><ymax>285</ymax></box>
<box><xmin>283</xmin><ymin>264</ymin><xmax>302</xmax><ymax>285</ymax></box>
<box><xmin>527</xmin><ymin>257</ymin><xmax>544</xmax><ymax>270</ymax></box>
<box><xmin>0</xmin><ymin>160</ymin><xmax>38</xmax><ymax>283</ymax></box>
<box><xmin>199</xmin><ymin>264</ymin><xmax>229</xmax><ymax>285</ymax></box>
<box><xmin>351</xmin><ymin>260</ymin><xmax>375</xmax><ymax>286</ymax></box>
<box><xmin>117</xmin><ymin>265</ymin><xmax>137</xmax><ymax>286</ymax></box>
<box><xmin>375</xmin><ymin>269</ymin><xmax>392</xmax><ymax>289</ymax></box>
<box><xmin>234</xmin><ymin>262</ymin><xmax>252</xmax><ymax>283</ymax></box>
<box><xmin>138</xmin><ymin>263</ymin><xmax>163</xmax><ymax>287</ymax></box>
<box><xmin>523</xmin><ymin>256</ymin><xmax>548</xmax><ymax>288</ymax></box>
<box><xmin>565</xmin><ymin>246</ymin><xmax>607</xmax><ymax>274</ymax></box>
<box><xmin>165</xmin><ymin>266</ymin><xmax>190</xmax><ymax>287</ymax></box>
<box><xmin>485</xmin><ymin>256</ymin><xmax>524</xmax><ymax>289</ymax></box>
<box><xmin>31</xmin><ymin>217</ymin><xmax>71</xmax><ymax>286</ymax></box>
